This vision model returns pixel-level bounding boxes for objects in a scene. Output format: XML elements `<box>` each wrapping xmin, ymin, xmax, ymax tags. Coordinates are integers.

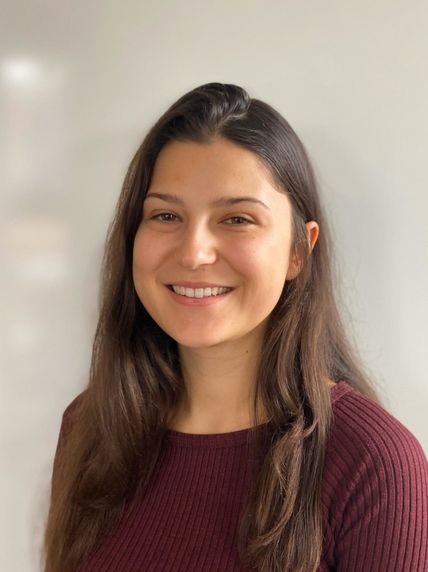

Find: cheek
<box><xmin>236</xmin><ymin>236</ymin><xmax>289</xmax><ymax>278</ymax></box>
<box><xmin>247</xmin><ymin>244</ymin><xmax>290</xmax><ymax>307</ymax></box>
<box><xmin>132</xmin><ymin>230</ymin><xmax>162</xmax><ymax>276</ymax></box>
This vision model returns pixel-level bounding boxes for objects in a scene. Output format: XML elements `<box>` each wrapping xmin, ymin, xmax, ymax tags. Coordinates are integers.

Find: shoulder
<box><xmin>62</xmin><ymin>390</ymin><xmax>86</xmax><ymax>417</ymax></box>
<box><xmin>321</xmin><ymin>381</ymin><xmax>428</xmax><ymax>569</ymax></box>
<box><xmin>327</xmin><ymin>380</ymin><xmax>426</xmax><ymax>470</ymax></box>
<box><xmin>51</xmin><ymin>390</ymin><xmax>88</xmax><ymax>492</ymax></box>
<box><xmin>57</xmin><ymin>390</ymin><xmax>87</xmax><ymax>442</ymax></box>
<box><xmin>322</xmin><ymin>381</ymin><xmax>428</xmax><ymax>563</ymax></box>
<box><xmin>53</xmin><ymin>390</ymin><xmax>87</xmax><ymax>460</ymax></box>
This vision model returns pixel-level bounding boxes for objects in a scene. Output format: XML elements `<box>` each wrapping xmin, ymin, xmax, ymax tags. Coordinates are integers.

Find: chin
<box><xmin>170</xmin><ymin>333</ymin><xmax>229</xmax><ymax>349</ymax></box>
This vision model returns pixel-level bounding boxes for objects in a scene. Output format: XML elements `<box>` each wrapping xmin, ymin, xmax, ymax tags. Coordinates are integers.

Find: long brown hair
<box><xmin>43</xmin><ymin>82</ymin><xmax>381</xmax><ymax>572</ymax></box>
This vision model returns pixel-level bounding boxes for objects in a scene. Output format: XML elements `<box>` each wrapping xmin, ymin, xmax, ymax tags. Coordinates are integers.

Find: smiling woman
<box><xmin>43</xmin><ymin>83</ymin><xmax>428</xmax><ymax>572</ymax></box>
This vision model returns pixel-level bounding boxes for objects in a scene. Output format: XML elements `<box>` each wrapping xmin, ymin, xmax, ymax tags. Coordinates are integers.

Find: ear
<box><xmin>286</xmin><ymin>221</ymin><xmax>319</xmax><ymax>280</ymax></box>
<box><xmin>307</xmin><ymin>221</ymin><xmax>319</xmax><ymax>252</ymax></box>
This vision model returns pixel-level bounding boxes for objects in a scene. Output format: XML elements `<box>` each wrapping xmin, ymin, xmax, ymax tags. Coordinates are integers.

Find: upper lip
<box><xmin>166</xmin><ymin>281</ymin><xmax>233</xmax><ymax>288</ymax></box>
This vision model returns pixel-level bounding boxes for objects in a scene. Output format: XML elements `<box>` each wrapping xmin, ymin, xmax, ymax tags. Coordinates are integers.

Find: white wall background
<box><xmin>1</xmin><ymin>1</ymin><xmax>427</xmax><ymax>570</ymax></box>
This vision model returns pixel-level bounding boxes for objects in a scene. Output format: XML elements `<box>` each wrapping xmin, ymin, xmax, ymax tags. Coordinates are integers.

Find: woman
<box><xmin>43</xmin><ymin>83</ymin><xmax>428</xmax><ymax>572</ymax></box>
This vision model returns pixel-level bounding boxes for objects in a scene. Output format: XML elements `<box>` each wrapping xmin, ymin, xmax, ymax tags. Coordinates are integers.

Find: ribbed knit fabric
<box><xmin>54</xmin><ymin>381</ymin><xmax>428</xmax><ymax>571</ymax></box>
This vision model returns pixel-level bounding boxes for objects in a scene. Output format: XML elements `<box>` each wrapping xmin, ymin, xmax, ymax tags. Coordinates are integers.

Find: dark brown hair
<box><xmin>43</xmin><ymin>82</ymin><xmax>381</xmax><ymax>572</ymax></box>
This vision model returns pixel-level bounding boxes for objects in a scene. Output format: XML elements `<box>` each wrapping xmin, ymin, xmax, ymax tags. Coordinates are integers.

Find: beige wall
<box><xmin>1</xmin><ymin>1</ymin><xmax>427</xmax><ymax>570</ymax></box>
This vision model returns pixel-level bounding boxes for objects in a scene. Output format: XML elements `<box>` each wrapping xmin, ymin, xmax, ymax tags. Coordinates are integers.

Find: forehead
<box><xmin>149</xmin><ymin>138</ymin><xmax>287</xmax><ymax>206</ymax></box>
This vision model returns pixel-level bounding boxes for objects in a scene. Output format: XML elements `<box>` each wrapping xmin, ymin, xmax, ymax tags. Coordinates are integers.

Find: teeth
<box><xmin>171</xmin><ymin>285</ymin><xmax>232</xmax><ymax>298</ymax></box>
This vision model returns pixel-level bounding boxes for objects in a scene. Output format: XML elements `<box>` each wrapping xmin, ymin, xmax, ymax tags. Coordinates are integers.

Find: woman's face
<box><xmin>132</xmin><ymin>138</ymin><xmax>313</xmax><ymax>349</ymax></box>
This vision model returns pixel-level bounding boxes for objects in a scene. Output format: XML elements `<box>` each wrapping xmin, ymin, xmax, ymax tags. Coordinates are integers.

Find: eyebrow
<box><xmin>144</xmin><ymin>192</ymin><xmax>270</xmax><ymax>210</ymax></box>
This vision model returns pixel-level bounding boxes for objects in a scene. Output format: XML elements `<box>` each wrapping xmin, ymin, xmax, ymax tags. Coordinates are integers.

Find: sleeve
<box><xmin>334</xmin><ymin>421</ymin><xmax>428</xmax><ymax>572</ymax></box>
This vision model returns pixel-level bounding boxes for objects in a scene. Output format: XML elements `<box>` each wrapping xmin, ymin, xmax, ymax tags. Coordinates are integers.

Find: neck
<box><xmin>168</xmin><ymin>329</ymin><xmax>267</xmax><ymax>434</ymax></box>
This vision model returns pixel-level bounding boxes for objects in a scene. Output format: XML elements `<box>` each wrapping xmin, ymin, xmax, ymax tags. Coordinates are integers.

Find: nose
<box><xmin>175</xmin><ymin>222</ymin><xmax>218</xmax><ymax>270</ymax></box>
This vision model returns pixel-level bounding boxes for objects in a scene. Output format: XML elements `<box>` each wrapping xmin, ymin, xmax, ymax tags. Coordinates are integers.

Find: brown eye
<box><xmin>224</xmin><ymin>216</ymin><xmax>253</xmax><ymax>225</ymax></box>
<box><xmin>151</xmin><ymin>212</ymin><xmax>178</xmax><ymax>222</ymax></box>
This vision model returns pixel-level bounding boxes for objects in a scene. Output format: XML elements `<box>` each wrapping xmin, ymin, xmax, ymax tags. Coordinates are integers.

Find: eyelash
<box><xmin>150</xmin><ymin>212</ymin><xmax>254</xmax><ymax>225</ymax></box>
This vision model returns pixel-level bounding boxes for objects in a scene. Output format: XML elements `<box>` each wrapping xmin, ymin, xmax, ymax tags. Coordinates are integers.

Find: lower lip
<box><xmin>165</xmin><ymin>285</ymin><xmax>234</xmax><ymax>306</ymax></box>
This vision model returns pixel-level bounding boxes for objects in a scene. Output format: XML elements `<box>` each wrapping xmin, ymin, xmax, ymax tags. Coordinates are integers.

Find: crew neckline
<box><xmin>166</xmin><ymin>380</ymin><xmax>352</xmax><ymax>448</ymax></box>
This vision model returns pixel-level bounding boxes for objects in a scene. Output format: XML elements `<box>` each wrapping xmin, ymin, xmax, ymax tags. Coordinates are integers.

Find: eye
<box><xmin>151</xmin><ymin>212</ymin><xmax>178</xmax><ymax>222</ymax></box>
<box><xmin>150</xmin><ymin>213</ymin><xmax>253</xmax><ymax>225</ymax></box>
<box><xmin>223</xmin><ymin>216</ymin><xmax>254</xmax><ymax>225</ymax></box>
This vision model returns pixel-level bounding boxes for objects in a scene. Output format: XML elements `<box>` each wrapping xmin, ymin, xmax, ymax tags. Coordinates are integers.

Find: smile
<box><xmin>169</xmin><ymin>285</ymin><xmax>233</xmax><ymax>298</ymax></box>
<box><xmin>165</xmin><ymin>284</ymin><xmax>235</xmax><ymax>306</ymax></box>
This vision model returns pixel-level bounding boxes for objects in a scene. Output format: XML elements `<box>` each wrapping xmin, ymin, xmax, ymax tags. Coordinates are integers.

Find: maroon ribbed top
<box><xmin>54</xmin><ymin>381</ymin><xmax>428</xmax><ymax>571</ymax></box>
